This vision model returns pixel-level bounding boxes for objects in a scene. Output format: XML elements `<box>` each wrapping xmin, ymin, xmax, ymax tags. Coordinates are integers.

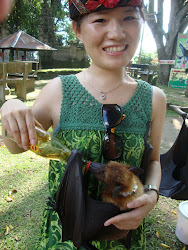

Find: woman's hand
<box><xmin>104</xmin><ymin>191</ymin><xmax>158</xmax><ymax>230</ymax></box>
<box><xmin>0</xmin><ymin>99</ymin><xmax>41</xmax><ymax>151</ymax></box>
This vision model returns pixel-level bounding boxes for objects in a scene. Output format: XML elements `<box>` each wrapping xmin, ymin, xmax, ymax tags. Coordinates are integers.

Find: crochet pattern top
<box><xmin>59</xmin><ymin>74</ymin><xmax>152</xmax><ymax>135</ymax></box>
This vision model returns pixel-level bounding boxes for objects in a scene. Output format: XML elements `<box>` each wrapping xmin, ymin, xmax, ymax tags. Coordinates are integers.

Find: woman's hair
<box><xmin>69</xmin><ymin>0</ymin><xmax>144</xmax><ymax>21</ymax></box>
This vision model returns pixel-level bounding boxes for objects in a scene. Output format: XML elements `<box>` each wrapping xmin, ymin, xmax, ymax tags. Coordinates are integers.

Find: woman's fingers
<box><xmin>104</xmin><ymin>208</ymin><xmax>142</xmax><ymax>230</ymax></box>
<box><xmin>1</xmin><ymin>99</ymin><xmax>38</xmax><ymax>150</ymax></box>
<box><xmin>22</xmin><ymin>109</ymin><xmax>37</xmax><ymax>149</ymax></box>
<box><xmin>104</xmin><ymin>194</ymin><xmax>156</xmax><ymax>230</ymax></box>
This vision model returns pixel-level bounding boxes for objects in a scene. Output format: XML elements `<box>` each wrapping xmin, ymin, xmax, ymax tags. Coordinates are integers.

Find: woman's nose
<box><xmin>107</xmin><ymin>20</ymin><xmax>126</xmax><ymax>40</ymax></box>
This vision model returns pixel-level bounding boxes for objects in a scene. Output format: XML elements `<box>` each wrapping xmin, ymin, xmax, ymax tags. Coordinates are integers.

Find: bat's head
<box><xmin>89</xmin><ymin>161</ymin><xmax>143</xmax><ymax>199</ymax></box>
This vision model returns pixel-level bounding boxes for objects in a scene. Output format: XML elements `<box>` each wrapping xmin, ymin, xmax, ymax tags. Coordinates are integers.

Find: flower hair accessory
<box><xmin>69</xmin><ymin>0</ymin><xmax>143</xmax><ymax>20</ymax></box>
<box><xmin>86</xmin><ymin>0</ymin><xmax>120</xmax><ymax>10</ymax></box>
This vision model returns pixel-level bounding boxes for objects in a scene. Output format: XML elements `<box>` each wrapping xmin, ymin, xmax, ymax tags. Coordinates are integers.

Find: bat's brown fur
<box><xmin>90</xmin><ymin>161</ymin><xmax>144</xmax><ymax>242</ymax></box>
<box><xmin>100</xmin><ymin>161</ymin><xmax>144</xmax><ymax>210</ymax></box>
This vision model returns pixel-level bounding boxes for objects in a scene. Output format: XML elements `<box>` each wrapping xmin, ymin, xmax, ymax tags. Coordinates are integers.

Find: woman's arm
<box><xmin>0</xmin><ymin>77</ymin><xmax>62</xmax><ymax>153</ymax></box>
<box><xmin>144</xmin><ymin>86</ymin><xmax>167</xmax><ymax>201</ymax></box>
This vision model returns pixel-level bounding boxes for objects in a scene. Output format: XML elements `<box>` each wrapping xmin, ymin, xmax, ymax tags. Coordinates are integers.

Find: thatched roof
<box><xmin>0</xmin><ymin>30</ymin><xmax>56</xmax><ymax>51</ymax></box>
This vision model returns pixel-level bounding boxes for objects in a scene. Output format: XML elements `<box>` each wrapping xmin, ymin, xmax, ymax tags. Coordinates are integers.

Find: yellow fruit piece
<box><xmin>4</xmin><ymin>225</ymin><xmax>10</xmax><ymax>235</ymax></box>
<box><xmin>160</xmin><ymin>243</ymin><xmax>170</xmax><ymax>248</ymax></box>
<box><xmin>171</xmin><ymin>209</ymin><xmax>177</xmax><ymax>215</ymax></box>
<box><xmin>156</xmin><ymin>231</ymin><xmax>161</xmax><ymax>238</ymax></box>
<box><xmin>6</xmin><ymin>196</ymin><xmax>13</xmax><ymax>202</ymax></box>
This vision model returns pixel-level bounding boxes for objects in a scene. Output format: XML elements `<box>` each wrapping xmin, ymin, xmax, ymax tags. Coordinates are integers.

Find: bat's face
<box><xmin>89</xmin><ymin>161</ymin><xmax>144</xmax><ymax>199</ymax></box>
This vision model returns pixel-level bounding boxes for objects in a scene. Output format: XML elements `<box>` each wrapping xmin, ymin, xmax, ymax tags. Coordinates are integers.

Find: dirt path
<box><xmin>161</xmin><ymin>116</ymin><xmax>184</xmax><ymax>154</ymax></box>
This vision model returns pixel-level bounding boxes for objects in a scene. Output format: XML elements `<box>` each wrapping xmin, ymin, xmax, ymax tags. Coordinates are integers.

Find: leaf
<box><xmin>9</xmin><ymin>224</ymin><xmax>14</xmax><ymax>229</ymax></box>
<box><xmin>171</xmin><ymin>209</ymin><xmax>177</xmax><ymax>215</ymax></box>
<box><xmin>156</xmin><ymin>231</ymin><xmax>161</xmax><ymax>239</ymax></box>
<box><xmin>160</xmin><ymin>243</ymin><xmax>170</xmax><ymax>248</ymax></box>
<box><xmin>6</xmin><ymin>196</ymin><xmax>13</xmax><ymax>202</ymax></box>
<box><xmin>12</xmin><ymin>189</ymin><xmax>17</xmax><ymax>193</ymax></box>
<box><xmin>14</xmin><ymin>236</ymin><xmax>19</xmax><ymax>241</ymax></box>
<box><xmin>182</xmin><ymin>246</ymin><xmax>186</xmax><ymax>250</ymax></box>
<box><xmin>157</xmin><ymin>220</ymin><xmax>162</xmax><ymax>224</ymax></box>
<box><xmin>4</xmin><ymin>225</ymin><xmax>10</xmax><ymax>235</ymax></box>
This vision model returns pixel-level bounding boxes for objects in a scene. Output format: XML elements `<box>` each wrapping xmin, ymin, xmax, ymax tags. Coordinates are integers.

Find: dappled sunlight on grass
<box><xmin>0</xmin><ymin>147</ymin><xmax>49</xmax><ymax>249</ymax></box>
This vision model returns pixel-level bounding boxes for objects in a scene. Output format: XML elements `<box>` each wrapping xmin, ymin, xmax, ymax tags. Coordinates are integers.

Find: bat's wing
<box><xmin>83</xmin><ymin>195</ymin><xmax>123</xmax><ymax>241</ymax></box>
<box><xmin>54</xmin><ymin>149</ymin><xmax>85</xmax><ymax>247</ymax></box>
<box><xmin>54</xmin><ymin>151</ymin><xmax>124</xmax><ymax>248</ymax></box>
<box><xmin>159</xmin><ymin>119</ymin><xmax>188</xmax><ymax>199</ymax></box>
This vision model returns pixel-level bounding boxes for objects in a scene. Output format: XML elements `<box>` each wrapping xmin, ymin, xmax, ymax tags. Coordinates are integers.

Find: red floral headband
<box><xmin>69</xmin><ymin>0</ymin><xmax>143</xmax><ymax>18</ymax></box>
<box><xmin>86</xmin><ymin>0</ymin><xmax>142</xmax><ymax>10</ymax></box>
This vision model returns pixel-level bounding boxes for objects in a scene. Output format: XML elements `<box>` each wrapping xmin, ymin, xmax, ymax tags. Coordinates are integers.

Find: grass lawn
<box><xmin>0</xmin><ymin>79</ymin><xmax>187</xmax><ymax>249</ymax></box>
<box><xmin>0</xmin><ymin>148</ymin><xmax>49</xmax><ymax>249</ymax></box>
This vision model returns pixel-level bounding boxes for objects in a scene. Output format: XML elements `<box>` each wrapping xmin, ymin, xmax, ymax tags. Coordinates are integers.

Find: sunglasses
<box><xmin>101</xmin><ymin>104</ymin><xmax>125</xmax><ymax>160</ymax></box>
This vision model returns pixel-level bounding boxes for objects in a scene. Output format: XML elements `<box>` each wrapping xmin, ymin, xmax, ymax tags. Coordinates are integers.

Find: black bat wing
<box><xmin>159</xmin><ymin>119</ymin><xmax>188</xmax><ymax>199</ymax></box>
<box><xmin>54</xmin><ymin>151</ymin><xmax>124</xmax><ymax>248</ymax></box>
<box><xmin>54</xmin><ymin>149</ymin><xmax>85</xmax><ymax>247</ymax></box>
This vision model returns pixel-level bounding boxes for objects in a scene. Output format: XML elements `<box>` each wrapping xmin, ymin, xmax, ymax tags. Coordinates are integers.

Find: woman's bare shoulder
<box><xmin>151</xmin><ymin>86</ymin><xmax>166</xmax><ymax>119</ymax></box>
<box><xmin>33</xmin><ymin>77</ymin><xmax>62</xmax><ymax>130</ymax></box>
<box><xmin>152</xmin><ymin>85</ymin><xmax>166</xmax><ymax>99</ymax></box>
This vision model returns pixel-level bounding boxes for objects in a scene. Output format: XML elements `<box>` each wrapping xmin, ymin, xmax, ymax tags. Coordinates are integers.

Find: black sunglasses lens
<box><xmin>102</xmin><ymin>104</ymin><xmax>122</xmax><ymax>128</ymax></box>
<box><xmin>102</xmin><ymin>133</ymin><xmax>123</xmax><ymax>160</ymax></box>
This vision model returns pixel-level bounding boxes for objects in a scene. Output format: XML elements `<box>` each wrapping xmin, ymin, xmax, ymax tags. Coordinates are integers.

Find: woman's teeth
<box><xmin>105</xmin><ymin>46</ymin><xmax>125</xmax><ymax>52</ymax></box>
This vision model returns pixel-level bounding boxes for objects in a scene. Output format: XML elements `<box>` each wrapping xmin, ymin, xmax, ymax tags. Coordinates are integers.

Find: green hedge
<box><xmin>37</xmin><ymin>68</ymin><xmax>86</xmax><ymax>80</ymax></box>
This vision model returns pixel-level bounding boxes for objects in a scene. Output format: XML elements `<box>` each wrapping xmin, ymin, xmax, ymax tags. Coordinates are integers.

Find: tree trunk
<box><xmin>40</xmin><ymin>0</ymin><xmax>56</xmax><ymax>47</ymax></box>
<box><xmin>0</xmin><ymin>21</ymin><xmax>8</xmax><ymax>39</ymax></box>
<box><xmin>145</xmin><ymin>0</ymin><xmax>188</xmax><ymax>87</ymax></box>
<box><xmin>158</xmin><ymin>64</ymin><xmax>171</xmax><ymax>85</ymax></box>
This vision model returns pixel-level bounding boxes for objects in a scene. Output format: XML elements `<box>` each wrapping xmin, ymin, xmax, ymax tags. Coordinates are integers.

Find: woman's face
<box><xmin>73</xmin><ymin>7</ymin><xmax>143</xmax><ymax>70</ymax></box>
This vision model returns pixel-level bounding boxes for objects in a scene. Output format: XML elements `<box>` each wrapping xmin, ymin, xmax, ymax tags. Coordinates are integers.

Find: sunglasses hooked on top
<box><xmin>101</xmin><ymin>104</ymin><xmax>126</xmax><ymax>160</ymax></box>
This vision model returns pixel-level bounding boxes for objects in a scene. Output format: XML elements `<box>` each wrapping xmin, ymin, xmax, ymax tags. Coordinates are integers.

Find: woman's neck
<box><xmin>86</xmin><ymin>64</ymin><xmax>129</xmax><ymax>89</ymax></box>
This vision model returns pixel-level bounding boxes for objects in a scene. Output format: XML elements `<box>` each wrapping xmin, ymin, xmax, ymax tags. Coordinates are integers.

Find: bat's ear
<box><xmin>112</xmin><ymin>185</ymin><xmax>122</xmax><ymax>199</ymax></box>
<box><xmin>129</xmin><ymin>166</ymin><xmax>144</xmax><ymax>177</ymax></box>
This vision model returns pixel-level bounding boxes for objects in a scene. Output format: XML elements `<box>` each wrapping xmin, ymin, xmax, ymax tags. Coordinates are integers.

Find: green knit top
<box><xmin>59</xmin><ymin>74</ymin><xmax>152</xmax><ymax>134</ymax></box>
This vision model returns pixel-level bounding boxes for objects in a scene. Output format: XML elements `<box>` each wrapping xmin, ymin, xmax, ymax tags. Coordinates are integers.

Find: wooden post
<box><xmin>0</xmin><ymin>62</ymin><xmax>7</xmax><ymax>102</ymax></box>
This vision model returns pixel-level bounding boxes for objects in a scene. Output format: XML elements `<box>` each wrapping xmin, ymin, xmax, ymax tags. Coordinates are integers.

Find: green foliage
<box><xmin>7</xmin><ymin>0</ymin><xmax>42</xmax><ymax>38</ymax></box>
<box><xmin>6</xmin><ymin>0</ymin><xmax>72</xmax><ymax>45</ymax></box>
<box><xmin>133</xmin><ymin>50</ymin><xmax>158</xmax><ymax>65</ymax></box>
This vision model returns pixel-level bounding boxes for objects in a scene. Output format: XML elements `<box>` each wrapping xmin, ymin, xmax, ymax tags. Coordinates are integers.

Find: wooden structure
<box><xmin>0</xmin><ymin>62</ymin><xmax>7</xmax><ymax>101</ymax></box>
<box><xmin>138</xmin><ymin>65</ymin><xmax>157</xmax><ymax>83</ymax></box>
<box><xmin>0</xmin><ymin>61</ymin><xmax>38</xmax><ymax>101</ymax></box>
<box><xmin>126</xmin><ymin>64</ymin><xmax>158</xmax><ymax>83</ymax></box>
<box><xmin>0</xmin><ymin>30</ymin><xmax>56</xmax><ymax>61</ymax></box>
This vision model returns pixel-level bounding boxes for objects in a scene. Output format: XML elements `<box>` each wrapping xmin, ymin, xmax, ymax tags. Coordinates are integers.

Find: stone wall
<box><xmin>40</xmin><ymin>42</ymin><xmax>90</xmax><ymax>69</ymax></box>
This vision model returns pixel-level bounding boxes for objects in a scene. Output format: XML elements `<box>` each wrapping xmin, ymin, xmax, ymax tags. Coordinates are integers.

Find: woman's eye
<box><xmin>124</xmin><ymin>16</ymin><xmax>136</xmax><ymax>21</ymax></box>
<box><xmin>94</xmin><ymin>18</ymin><xmax>105</xmax><ymax>23</ymax></box>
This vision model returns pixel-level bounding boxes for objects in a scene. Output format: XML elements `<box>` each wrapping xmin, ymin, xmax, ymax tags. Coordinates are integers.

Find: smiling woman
<box><xmin>73</xmin><ymin>7</ymin><xmax>143</xmax><ymax>71</ymax></box>
<box><xmin>0</xmin><ymin>0</ymin><xmax>166</xmax><ymax>249</ymax></box>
